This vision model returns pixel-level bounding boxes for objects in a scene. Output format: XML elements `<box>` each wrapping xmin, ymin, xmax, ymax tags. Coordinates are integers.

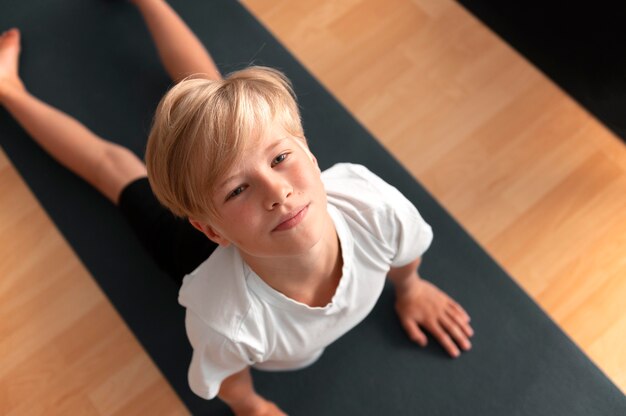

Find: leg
<box><xmin>0</xmin><ymin>29</ymin><xmax>146</xmax><ymax>205</ymax></box>
<box><xmin>118</xmin><ymin>178</ymin><xmax>218</xmax><ymax>283</ymax></box>
<box><xmin>132</xmin><ymin>0</ymin><xmax>222</xmax><ymax>82</ymax></box>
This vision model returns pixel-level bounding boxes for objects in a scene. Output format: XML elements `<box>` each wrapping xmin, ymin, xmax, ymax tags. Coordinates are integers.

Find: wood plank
<box><xmin>0</xmin><ymin>151</ymin><xmax>187</xmax><ymax>415</ymax></box>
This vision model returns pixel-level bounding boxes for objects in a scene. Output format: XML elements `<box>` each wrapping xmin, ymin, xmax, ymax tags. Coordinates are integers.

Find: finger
<box><xmin>440</xmin><ymin>316</ymin><xmax>472</xmax><ymax>352</ymax></box>
<box><xmin>446</xmin><ymin>307</ymin><xmax>474</xmax><ymax>338</ymax></box>
<box><xmin>449</xmin><ymin>300</ymin><xmax>471</xmax><ymax>323</ymax></box>
<box><xmin>459</xmin><ymin>318</ymin><xmax>474</xmax><ymax>338</ymax></box>
<box><xmin>401</xmin><ymin>319</ymin><xmax>428</xmax><ymax>347</ymax></box>
<box><xmin>429</xmin><ymin>322</ymin><xmax>461</xmax><ymax>358</ymax></box>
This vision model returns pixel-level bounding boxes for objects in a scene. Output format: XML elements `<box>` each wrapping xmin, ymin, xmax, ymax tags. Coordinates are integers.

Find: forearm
<box><xmin>387</xmin><ymin>257</ymin><xmax>422</xmax><ymax>293</ymax></box>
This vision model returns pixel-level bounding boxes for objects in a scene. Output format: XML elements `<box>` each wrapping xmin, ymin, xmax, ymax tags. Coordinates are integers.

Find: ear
<box><xmin>305</xmin><ymin>146</ymin><xmax>318</xmax><ymax>168</ymax></box>
<box><xmin>188</xmin><ymin>219</ymin><xmax>231</xmax><ymax>247</ymax></box>
<box><xmin>310</xmin><ymin>152</ymin><xmax>318</xmax><ymax>167</ymax></box>
<box><xmin>306</xmin><ymin>148</ymin><xmax>319</xmax><ymax>169</ymax></box>
<box><xmin>309</xmin><ymin>151</ymin><xmax>320</xmax><ymax>174</ymax></box>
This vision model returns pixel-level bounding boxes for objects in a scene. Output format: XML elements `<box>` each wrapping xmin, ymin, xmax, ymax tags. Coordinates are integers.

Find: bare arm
<box><xmin>387</xmin><ymin>258</ymin><xmax>474</xmax><ymax>358</ymax></box>
<box><xmin>387</xmin><ymin>257</ymin><xmax>424</xmax><ymax>293</ymax></box>
<box><xmin>218</xmin><ymin>367</ymin><xmax>286</xmax><ymax>416</ymax></box>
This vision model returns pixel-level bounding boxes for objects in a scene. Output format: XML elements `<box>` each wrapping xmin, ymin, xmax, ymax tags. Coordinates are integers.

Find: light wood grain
<box><xmin>0</xmin><ymin>156</ymin><xmax>187</xmax><ymax>415</ymax></box>
<box><xmin>1</xmin><ymin>0</ymin><xmax>624</xmax><ymax>413</ymax></box>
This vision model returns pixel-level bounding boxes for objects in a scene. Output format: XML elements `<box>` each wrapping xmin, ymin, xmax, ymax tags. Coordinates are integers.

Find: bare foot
<box><xmin>0</xmin><ymin>28</ymin><xmax>25</xmax><ymax>102</ymax></box>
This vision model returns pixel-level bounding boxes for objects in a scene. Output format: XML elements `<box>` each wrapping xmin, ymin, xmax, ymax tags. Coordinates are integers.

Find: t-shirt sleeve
<box><xmin>387</xmin><ymin>193</ymin><xmax>434</xmax><ymax>267</ymax></box>
<box><xmin>185</xmin><ymin>310</ymin><xmax>254</xmax><ymax>400</ymax></box>
<box><xmin>337</xmin><ymin>163</ymin><xmax>433</xmax><ymax>267</ymax></box>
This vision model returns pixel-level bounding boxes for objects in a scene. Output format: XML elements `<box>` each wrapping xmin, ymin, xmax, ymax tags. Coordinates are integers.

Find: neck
<box><xmin>241</xmin><ymin>214</ymin><xmax>343</xmax><ymax>307</ymax></box>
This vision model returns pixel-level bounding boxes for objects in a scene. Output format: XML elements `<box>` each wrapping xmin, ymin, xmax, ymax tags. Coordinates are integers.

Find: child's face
<box><xmin>192</xmin><ymin>121</ymin><xmax>329</xmax><ymax>259</ymax></box>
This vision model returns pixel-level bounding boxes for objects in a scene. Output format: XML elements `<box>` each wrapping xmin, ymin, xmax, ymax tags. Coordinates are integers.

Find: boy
<box><xmin>0</xmin><ymin>1</ymin><xmax>473</xmax><ymax>414</ymax></box>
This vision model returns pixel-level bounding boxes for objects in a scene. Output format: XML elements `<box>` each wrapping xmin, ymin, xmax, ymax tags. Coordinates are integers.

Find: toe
<box><xmin>2</xmin><ymin>28</ymin><xmax>19</xmax><ymax>40</ymax></box>
<box><xmin>7</xmin><ymin>28</ymin><xmax>20</xmax><ymax>41</ymax></box>
<box><xmin>0</xmin><ymin>28</ymin><xmax>20</xmax><ymax>49</ymax></box>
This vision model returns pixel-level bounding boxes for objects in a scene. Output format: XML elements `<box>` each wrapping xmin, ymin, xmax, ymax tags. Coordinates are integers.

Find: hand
<box><xmin>394</xmin><ymin>276</ymin><xmax>473</xmax><ymax>358</ymax></box>
<box><xmin>232</xmin><ymin>396</ymin><xmax>288</xmax><ymax>416</ymax></box>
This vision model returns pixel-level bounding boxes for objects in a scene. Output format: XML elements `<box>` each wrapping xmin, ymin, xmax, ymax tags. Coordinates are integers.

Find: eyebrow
<box><xmin>217</xmin><ymin>137</ymin><xmax>290</xmax><ymax>190</ymax></box>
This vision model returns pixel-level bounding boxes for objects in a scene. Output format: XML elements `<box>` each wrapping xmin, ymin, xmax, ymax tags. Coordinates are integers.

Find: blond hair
<box><xmin>145</xmin><ymin>66</ymin><xmax>304</xmax><ymax>221</ymax></box>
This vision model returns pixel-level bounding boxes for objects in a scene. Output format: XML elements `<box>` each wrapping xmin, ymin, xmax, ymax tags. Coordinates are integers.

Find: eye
<box><xmin>226</xmin><ymin>185</ymin><xmax>246</xmax><ymax>201</ymax></box>
<box><xmin>271</xmin><ymin>153</ymin><xmax>289</xmax><ymax>167</ymax></box>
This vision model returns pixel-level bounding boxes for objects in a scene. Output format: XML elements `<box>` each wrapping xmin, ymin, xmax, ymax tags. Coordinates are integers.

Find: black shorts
<box><xmin>118</xmin><ymin>177</ymin><xmax>218</xmax><ymax>285</ymax></box>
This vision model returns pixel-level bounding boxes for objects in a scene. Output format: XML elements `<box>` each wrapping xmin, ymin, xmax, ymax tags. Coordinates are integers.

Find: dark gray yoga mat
<box><xmin>1</xmin><ymin>0</ymin><xmax>624</xmax><ymax>414</ymax></box>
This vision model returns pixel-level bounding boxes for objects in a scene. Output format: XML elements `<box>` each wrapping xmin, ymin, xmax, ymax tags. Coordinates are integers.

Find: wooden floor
<box><xmin>1</xmin><ymin>0</ymin><xmax>625</xmax><ymax>414</ymax></box>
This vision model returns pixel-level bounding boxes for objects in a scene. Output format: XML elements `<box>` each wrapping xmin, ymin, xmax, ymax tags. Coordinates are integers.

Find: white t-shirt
<box><xmin>178</xmin><ymin>163</ymin><xmax>433</xmax><ymax>399</ymax></box>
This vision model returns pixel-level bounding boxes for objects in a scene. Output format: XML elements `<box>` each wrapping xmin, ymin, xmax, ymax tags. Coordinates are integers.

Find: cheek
<box><xmin>303</xmin><ymin>167</ymin><xmax>324</xmax><ymax>196</ymax></box>
<box><xmin>225</xmin><ymin>203</ymin><xmax>259</xmax><ymax>231</ymax></box>
<box><xmin>295</xmin><ymin>161</ymin><xmax>320</xmax><ymax>186</ymax></box>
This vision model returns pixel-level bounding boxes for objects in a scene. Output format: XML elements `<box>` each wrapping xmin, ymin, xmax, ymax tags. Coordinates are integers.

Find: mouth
<box><xmin>272</xmin><ymin>204</ymin><xmax>309</xmax><ymax>232</ymax></box>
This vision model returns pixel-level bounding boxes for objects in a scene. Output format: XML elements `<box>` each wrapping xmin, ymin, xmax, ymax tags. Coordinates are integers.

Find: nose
<box><xmin>262</xmin><ymin>172</ymin><xmax>293</xmax><ymax>210</ymax></box>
